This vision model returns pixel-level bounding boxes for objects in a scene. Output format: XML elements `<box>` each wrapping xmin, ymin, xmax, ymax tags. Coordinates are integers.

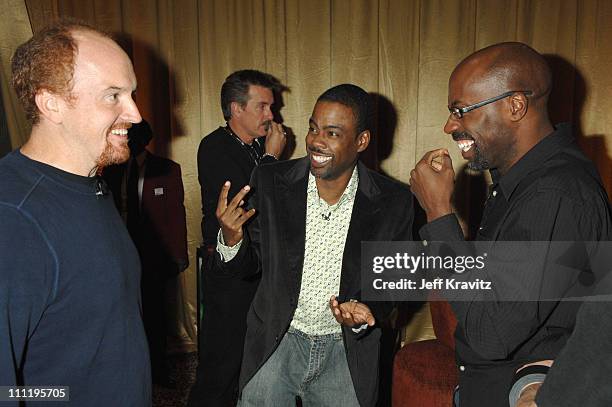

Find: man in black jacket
<box><xmin>188</xmin><ymin>69</ymin><xmax>287</xmax><ymax>406</ymax></box>
<box><xmin>215</xmin><ymin>84</ymin><xmax>414</xmax><ymax>407</ymax></box>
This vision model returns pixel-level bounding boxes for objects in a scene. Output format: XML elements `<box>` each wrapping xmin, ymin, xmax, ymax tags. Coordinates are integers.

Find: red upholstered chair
<box><xmin>392</xmin><ymin>300</ymin><xmax>458</xmax><ymax>407</ymax></box>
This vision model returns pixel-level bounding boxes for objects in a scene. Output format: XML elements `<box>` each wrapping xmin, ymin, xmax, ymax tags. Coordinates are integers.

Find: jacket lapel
<box><xmin>274</xmin><ymin>158</ymin><xmax>309</xmax><ymax>293</ymax></box>
<box><xmin>339</xmin><ymin>162</ymin><xmax>382</xmax><ymax>298</ymax></box>
<box><xmin>273</xmin><ymin>159</ymin><xmax>384</xmax><ymax>298</ymax></box>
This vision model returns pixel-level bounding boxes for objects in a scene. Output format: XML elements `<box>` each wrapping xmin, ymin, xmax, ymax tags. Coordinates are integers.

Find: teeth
<box><xmin>110</xmin><ymin>129</ymin><xmax>128</xmax><ymax>135</ymax></box>
<box><xmin>312</xmin><ymin>154</ymin><xmax>332</xmax><ymax>164</ymax></box>
<box><xmin>456</xmin><ymin>140</ymin><xmax>474</xmax><ymax>152</ymax></box>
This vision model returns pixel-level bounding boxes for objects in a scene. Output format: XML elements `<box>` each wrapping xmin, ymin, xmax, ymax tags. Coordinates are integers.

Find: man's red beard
<box><xmin>95</xmin><ymin>134</ymin><xmax>130</xmax><ymax>172</ymax></box>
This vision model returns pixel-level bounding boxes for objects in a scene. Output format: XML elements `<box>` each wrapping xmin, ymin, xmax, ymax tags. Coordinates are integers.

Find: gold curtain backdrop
<box><xmin>1</xmin><ymin>0</ymin><xmax>612</xmax><ymax>350</ymax></box>
<box><xmin>0</xmin><ymin>0</ymin><xmax>32</xmax><ymax>149</ymax></box>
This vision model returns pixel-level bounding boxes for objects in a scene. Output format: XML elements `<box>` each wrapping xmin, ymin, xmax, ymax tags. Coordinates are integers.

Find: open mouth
<box><xmin>452</xmin><ymin>132</ymin><xmax>476</xmax><ymax>156</ymax></box>
<box><xmin>312</xmin><ymin>154</ymin><xmax>331</xmax><ymax>164</ymax></box>
<box><xmin>110</xmin><ymin>128</ymin><xmax>129</xmax><ymax>136</ymax></box>
<box><xmin>309</xmin><ymin>150</ymin><xmax>332</xmax><ymax>167</ymax></box>
<box><xmin>109</xmin><ymin>123</ymin><xmax>133</xmax><ymax>137</ymax></box>
<box><xmin>456</xmin><ymin>139</ymin><xmax>475</xmax><ymax>153</ymax></box>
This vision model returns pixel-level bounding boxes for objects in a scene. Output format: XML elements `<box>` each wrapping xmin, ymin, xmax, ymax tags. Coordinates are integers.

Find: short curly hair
<box><xmin>11</xmin><ymin>19</ymin><xmax>109</xmax><ymax>124</ymax></box>
<box><xmin>317</xmin><ymin>84</ymin><xmax>372</xmax><ymax>134</ymax></box>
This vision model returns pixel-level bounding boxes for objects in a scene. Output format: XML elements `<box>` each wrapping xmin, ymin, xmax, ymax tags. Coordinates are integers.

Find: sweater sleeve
<box><xmin>0</xmin><ymin>205</ymin><xmax>56</xmax><ymax>386</ymax></box>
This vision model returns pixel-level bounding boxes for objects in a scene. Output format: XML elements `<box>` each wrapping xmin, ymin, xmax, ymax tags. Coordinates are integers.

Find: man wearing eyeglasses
<box><xmin>409</xmin><ymin>42</ymin><xmax>612</xmax><ymax>406</ymax></box>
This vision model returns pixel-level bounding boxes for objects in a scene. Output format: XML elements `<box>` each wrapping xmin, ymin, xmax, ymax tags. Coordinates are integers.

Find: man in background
<box><xmin>104</xmin><ymin>119</ymin><xmax>189</xmax><ymax>387</ymax></box>
<box><xmin>188</xmin><ymin>69</ymin><xmax>287</xmax><ymax>406</ymax></box>
<box><xmin>0</xmin><ymin>20</ymin><xmax>150</xmax><ymax>405</ymax></box>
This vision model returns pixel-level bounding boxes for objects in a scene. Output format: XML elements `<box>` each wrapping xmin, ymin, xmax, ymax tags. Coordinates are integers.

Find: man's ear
<box><xmin>230</xmin><ymin>101</ymin><xmax>243</xmax><ymax>118</ymax></box>
<box><xmin>34</xmin><ymin>89</ymin><xmax>63</xmax><ymax>124</ymax></box>
<box><xmin>356</xmin><ymin>130</ymin><xmax>370</xmax><ymax>153</ymax></box>
<box><xmin>508</xmin><ymin>92</ymin><xmax>528</xmax><ymax>122</ymax></box>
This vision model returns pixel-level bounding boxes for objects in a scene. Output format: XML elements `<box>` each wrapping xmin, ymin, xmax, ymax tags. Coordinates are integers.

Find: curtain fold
<box><xmin>0</xmin><ymin>0</ymin><xmax>32</xmax><ymax>150</ymax></box>
<box><xmin>3</xmin><ymin>0</ymin><xmax>612</xmax><ymax>348</ymax></box>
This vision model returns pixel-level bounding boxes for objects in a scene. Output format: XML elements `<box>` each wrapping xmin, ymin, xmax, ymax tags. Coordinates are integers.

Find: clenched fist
<box><xmin>264</xmin><ymin>121</ymin><xmax>287</xmax><ymax>159</ymax></box>
<box><xmin>409</xmin><ymin>148</ymin><xmax>455</xmax><ymax>222</ymax></box>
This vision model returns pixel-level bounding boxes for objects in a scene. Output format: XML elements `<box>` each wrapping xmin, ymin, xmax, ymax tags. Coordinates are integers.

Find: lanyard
<box><xmin>223</xmin><ymin>124</ymin><xmax>263</xmax><ymax>166</ymax></box>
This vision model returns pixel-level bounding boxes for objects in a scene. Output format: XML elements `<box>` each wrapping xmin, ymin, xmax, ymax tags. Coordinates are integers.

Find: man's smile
<box><xmin>452</xmin><ymin>131</ymin><xmax>476</xmax><ymax>159</ymax></box>
<box><xmin>308</xmin><ymin>148</ymin><xmax>333</xmax><ymax>167</ymax></box>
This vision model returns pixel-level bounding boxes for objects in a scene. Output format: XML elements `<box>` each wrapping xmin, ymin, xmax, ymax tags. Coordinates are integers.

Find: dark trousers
<box><xmin>141</xmin><ymin>273</ymin><xmax>169</xmax><ymax>384</ymax></box>
<box><xmin>187</xmin><ymin>258</ymin><xmax>259</xmax><ymax>407</ymax></box>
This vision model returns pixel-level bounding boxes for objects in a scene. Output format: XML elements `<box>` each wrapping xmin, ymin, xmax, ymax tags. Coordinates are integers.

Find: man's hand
<box><xmin>215</xmin><ymin>181</ymin><xmax>256</xmax><ymax>247</ymax></box>
<box><xmin>409</xmin><ymin>148</ymin><xmax>455</xmax><ymax>222</ymax></box>
<box><xmin>329</xmin><ymin>295</ymin><xmax>375</xmax><ymax>328</ymax></box>
<box><xmin>264</xmin><ymin>121</ymin><xmax>287</xmax><ymax>159</ymax></box>
<box><xmin>512</xmin><ymin>360</ymin><xmax>552</xmax><ymax>407</ymax></box>
<box><xmin>515</xmin><ymin>382</ymin><xmax>541</xmax><ymax>407</ymax></box>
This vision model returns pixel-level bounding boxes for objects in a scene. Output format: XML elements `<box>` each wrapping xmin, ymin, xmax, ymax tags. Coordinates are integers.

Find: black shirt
<box><xmin>197</xmin><ymin>126</ymin><xmax>275</xmax><ymax>245</ymax></box>
<box><xmin>420</xmin><ymin>123</ymin><xmax>612</xmax><ymax>407</ymax></box>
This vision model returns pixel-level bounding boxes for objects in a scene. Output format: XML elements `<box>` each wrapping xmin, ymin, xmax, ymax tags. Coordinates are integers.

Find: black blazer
<box><xmin>103</xmin><ymin>152</ymin><xmax>188</xmax><ymax>278</ymax></box>
<box><xmin>216</xmin><ymin>157</ymin><xmax>414</xmax><ymax>407</ymax></box>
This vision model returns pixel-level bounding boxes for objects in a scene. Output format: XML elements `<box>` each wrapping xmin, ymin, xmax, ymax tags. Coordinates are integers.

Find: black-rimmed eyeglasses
<box><xmin>448</xmin><ymin>90</ymin><xmax>533</xmax><ymax>119</ymax></box>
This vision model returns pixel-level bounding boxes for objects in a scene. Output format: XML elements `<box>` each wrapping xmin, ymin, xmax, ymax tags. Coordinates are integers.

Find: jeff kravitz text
<box><xmin>370</xmin><ymin>251</ymin><xmax>493</xmax><ymax>292</ymax></box>
<box><xmin>372</xmin><ymin>277</ymin><xmax>492</xmax><ymax>290</ymax></box>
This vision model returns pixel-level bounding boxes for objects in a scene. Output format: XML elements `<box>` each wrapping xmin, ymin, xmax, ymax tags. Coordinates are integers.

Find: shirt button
<box><xmin>423</xmin><ymin>240</ymin><xmax>428</xmax><ymax>247</ymax></box>
<box><xmin>478</xmin><ymin>227</ymin><xmax>483</xmax><ymax>231</ymax></box>
<box><xmin>492</xmin><ymin>190</ymin><xmax>497</xmax><ymax>197</ymax></box>
<box><xmin>459</xmin><ymin>365</ymin><xmax>466</xmax><ymax>372</ymax></box>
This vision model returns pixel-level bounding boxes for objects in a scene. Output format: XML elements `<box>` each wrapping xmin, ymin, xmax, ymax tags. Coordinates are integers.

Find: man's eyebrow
<box><xmin>450</xmin><ymin>97</ymin><xmax>470</xmax><ymax>107</ymax></box>
<box><xmin>104</xmin><ymin>86</ymin><xmax>136</xmax><ymax>92</ymax></box>
<box><xmin>322</xmin><ymin>124</ymin><xmax>343</xmax><ymax>130</ymax></box>
<box><xmin>308</xmin><ymin>118</ymin><xmax>343</xmax><ymax>130</ymax></box>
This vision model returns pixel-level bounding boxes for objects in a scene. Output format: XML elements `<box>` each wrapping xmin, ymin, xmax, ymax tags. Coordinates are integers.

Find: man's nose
<box><xmin>308</xmin><ymin>131</ymin><xmax>327</xmax><ymax>150</ymax></box>
<box><xmin>444</xmin><ymin>114</ymin><xmax>459</xmax><ymax>135</ymax></box>
<box><xmin>264</xmin><ymin>106</ymin><xmax>273</xmax><ymax>121</ymax></box>
<box><xmin>123</xmin><ymin>96</ymin><xmax>142</xmax><ymax>124</ymax></box>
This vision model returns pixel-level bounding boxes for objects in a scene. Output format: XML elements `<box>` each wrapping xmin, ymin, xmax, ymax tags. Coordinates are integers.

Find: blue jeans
<box><xmin>238</xmin><ymin>327</ymin><xmax>360</xmax><ymax>406</ymax></box>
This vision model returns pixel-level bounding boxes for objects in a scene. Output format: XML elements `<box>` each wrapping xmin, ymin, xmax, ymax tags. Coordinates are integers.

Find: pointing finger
<box><xmin>217</xmin><ymin>181</ymin><xmax>230</xmax><ymax>212</ymax></box>
<box><xmin>227</xmin><ymin>185</ymin><xmax>251</xmax><ymax>211</ymax></box>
